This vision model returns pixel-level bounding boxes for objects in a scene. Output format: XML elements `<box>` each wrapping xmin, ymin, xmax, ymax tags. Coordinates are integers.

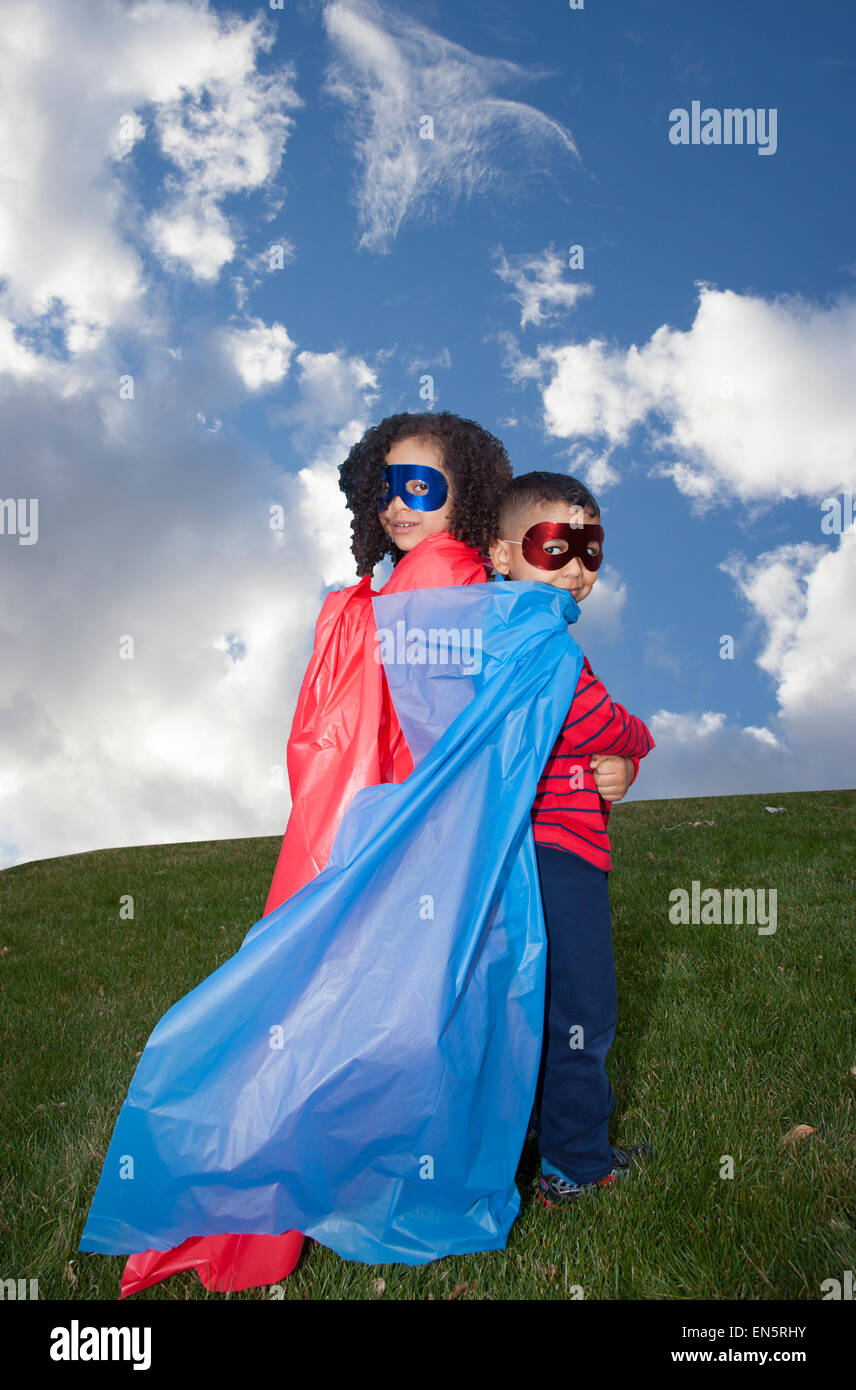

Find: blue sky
<box><xmin>1</xmin><ymin>0</ymin><xmax>854</xmax><ymax>867</ymax></box>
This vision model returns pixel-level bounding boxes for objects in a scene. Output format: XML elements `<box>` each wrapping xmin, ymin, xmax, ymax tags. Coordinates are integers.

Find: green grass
<box><xmin>2</xmin><ymin>790</ymin><xmax>855</xmax><ymax>1300</ymax></box>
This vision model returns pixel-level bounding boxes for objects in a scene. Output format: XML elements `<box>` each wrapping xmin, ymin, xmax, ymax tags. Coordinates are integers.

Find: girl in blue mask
<box><xmin>96</xmin><ymin>412</ymin><xmax>515</xmax><ymax>1298</ymax></box>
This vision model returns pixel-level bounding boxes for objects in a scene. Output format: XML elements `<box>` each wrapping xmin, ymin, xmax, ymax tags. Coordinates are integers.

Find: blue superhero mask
<box><xmin>377</xmin><ymin>463</ymin><xmax>449</xmax><ymax>514</ymax></box>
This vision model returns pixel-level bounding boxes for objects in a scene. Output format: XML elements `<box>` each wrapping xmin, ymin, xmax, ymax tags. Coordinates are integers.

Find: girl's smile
<box><xmin>378</xmin><ymin>437</ymin><xmax>455</xmax><ymax>550</ymax></box>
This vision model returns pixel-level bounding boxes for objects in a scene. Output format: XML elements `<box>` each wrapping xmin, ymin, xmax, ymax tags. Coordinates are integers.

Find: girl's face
<box><xmin>377</xmin><ymin>436</ymin><xmax>455</xmax><ymax>553</ymax></box>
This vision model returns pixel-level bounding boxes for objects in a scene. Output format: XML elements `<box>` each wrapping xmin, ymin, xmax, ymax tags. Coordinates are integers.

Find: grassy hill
<box><xmin>1</xmin><ymin>790</ymin><xmax>854</xmax><ymax>1300</ymax></box>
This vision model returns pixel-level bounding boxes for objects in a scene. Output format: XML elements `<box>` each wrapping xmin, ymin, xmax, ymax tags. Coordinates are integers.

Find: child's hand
<box><xmin>590</xmin><ymin>755</ymin><xmax>635</xmax><ymax>803</ymax></box>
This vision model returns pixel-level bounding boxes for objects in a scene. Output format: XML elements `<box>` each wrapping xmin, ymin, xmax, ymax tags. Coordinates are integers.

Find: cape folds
<box><xmin>113</xmin><ymin>534</ymin><xmax>487</xmax><ymax>1295</ymax></box>
<box><xmin>79</xmin><ymin>537</ymin><xmax>584</xmax><ymax>1285</ymax></box>
<box><xmin>264</xmin><ymin>534</ymin><xmax>488</xmax><ymax>912</ymax></box>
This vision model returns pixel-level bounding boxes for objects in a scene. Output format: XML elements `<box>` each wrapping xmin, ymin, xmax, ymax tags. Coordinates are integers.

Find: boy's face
<box><xmin>377</xmin><ymin>436</ymin><xmax>455</xmax><ymax>553</ymax></box>
<box><xmin>489</xmin><ymin>500</ymin><xmax>602</xmax><ymax>602</ymax></box>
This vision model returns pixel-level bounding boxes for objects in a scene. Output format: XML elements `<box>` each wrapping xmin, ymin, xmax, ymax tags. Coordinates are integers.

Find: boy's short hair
<box><xmin>498</xmin><ymin>471</ymin><xmax>601</xmax><ymax>539</ymax></box>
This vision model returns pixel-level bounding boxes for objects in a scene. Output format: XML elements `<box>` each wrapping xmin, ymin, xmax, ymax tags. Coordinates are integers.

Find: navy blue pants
<box><xmin>533</xmin><ymin>843</ymin><xmax>617</xmax><ymax>1184</ymax></box>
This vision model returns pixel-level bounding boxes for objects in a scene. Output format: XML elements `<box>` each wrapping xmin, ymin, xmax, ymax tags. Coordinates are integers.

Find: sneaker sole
<box><xmin>536</xmin><ymin>1170</ymin><xmax>622</xmax><ymax>1208</ymax></box>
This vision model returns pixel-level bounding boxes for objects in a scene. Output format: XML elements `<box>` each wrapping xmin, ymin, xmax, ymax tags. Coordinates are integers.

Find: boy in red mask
<box><xmin>490</xmin><ymin>471</ymin><xmax>654</xmax><ymax>1207</ymax></box>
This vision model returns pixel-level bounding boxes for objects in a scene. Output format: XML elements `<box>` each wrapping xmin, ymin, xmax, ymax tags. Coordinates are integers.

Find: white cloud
<box><xmin>0</xmin><ymin>4</ymin><xmax>392</xmax><ymax>874</ymax></box>
<box><xmin>540</xmin><ymin>338</ymin><xmax>653</xmax><ymax>443</ymax></box>
<box><xmin>518</xmin><ymin>286</ymin><xmax>856</xmax><ymax>506</ymax></box>
<box><xmin>511</xmin><ymin>283</ymin><xmax>855</xmax><ymax>797</ymax></box>
<box><xmin>289</xmin><ymin>350</ymin><xmax>382</xmax><ymax>586</ymax></box>
<box><xmin>632</xmin><ymin>535</ymin><xmax>856</xmax><ymax>799</ymax></box>
<box><xmin>563</xmin><ymin>444</ymin><xmax>621</xmax><ymax>493</ymax></box>
<box><xmin>635</xmin><ymin>709</ymin><xmax>782</xmax><ymax>799</ymax></box>
<box><xmin>574</xmin><ymin>568</ymin><xmax>627</xmax><ymax>643</ymax></box>
<box><xmin>723</xmin><ymin>541</ymin><xmax>822</xmax><ymax>678</ymax></box>
<box><xmin>402</xmin><ymin>346</ymin><xmax>453</xmax><ymax>373</ymax></box>
<box><xmin>0</xmin><ymin>324</ymin><xmax>394</xmax><ymax>872</ymax></box>
<box><xmin>0</xmin><ymin>0</ymin><xmax>299</xmax><ymax>348</ymax></box>
<box><xmin>734</xmin><ymin>536</ymin><xmax>856</xmax><ymax>742</ymax></box>
<box><xmin>234</xmin><ymin>241</ymin><xmax>299</xmax><ymax>309</ymax></box>
<box><xmin>493</xmin><ymin>245</ymin><xmax>592</xmax><ymax>328</ymax></box>
<box><xmin>144</xmin><ymin>11</ymin><xmax>300</xmax><ymax>280</ymax></box>
<box><xmin>297</xmin><ymin>440</ymin><xmax>360</xmax><ymax>591</ymax></box>
<box><xmin>652</xmin><ymin>710</ymin><xmax>727</xmax><ymax>743</ymax></box>
<box><xmin>499</xmin><ymin>329</ymin><xmax>547</xmax><ymax>384</ymax></box>
<box><xmin>0</xmin><ymin>317</ymin><xmax>53</xmax><ymax>382</ymax></box>
<box><xmin>322</xmin><ymin>0</ymin><xmax>579</xmax><ymax>252</ymax></box>
<box><xmin>223</xmin><ymin>318</ymin><xmax>297</xmax><ymax>391</ymax></box>
<box><xmin>0</xmin><ymin>362</ymin><xmax>327</xmax><ymax>871</ymax></box>
<box><xmin>290</xmin><ymin>349</ymin><xmax>379</xmax><ymax>426</ymax></box>
<box><xmin>583</xmin><ymin>456</ymin><xmax>620</xmax><ymax>492</ymax></box>
<box><xmin>148</xmin><ymin>208</ymin><xmax>236</xmax><ymax>284</ymax></box>
<box><xmin>744</xmin><ymin>726</ymin><xmax>781</xmax><ymax>749</ymax></box>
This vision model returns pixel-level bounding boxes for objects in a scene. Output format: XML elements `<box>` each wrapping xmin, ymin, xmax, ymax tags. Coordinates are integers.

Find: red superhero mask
<box><xmin>503</xmin><ymin>520</ymin><xmax>604</xmax><ymax>572</ymax></box>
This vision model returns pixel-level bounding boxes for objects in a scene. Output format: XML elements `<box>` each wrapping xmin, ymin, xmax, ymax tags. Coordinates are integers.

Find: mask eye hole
<box><xmin>586</xmin><ymin>541</ymin><xmax>601</xmax><ymax>559</ymax></box>
<box><xmin>543</xmin><ymin>539</ymin><xmax>569</xmax><ymax>556</ymax></box>
<box><xmin>406</xmin><ymin>479</ymin><xmax>429</xmax><ymax>495</ymax></box>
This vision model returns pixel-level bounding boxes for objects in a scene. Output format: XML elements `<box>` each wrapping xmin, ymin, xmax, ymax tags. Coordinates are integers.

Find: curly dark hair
<box><xmin>338</xmin><ymin>411</ymin><xmax>513</xmax><ymax>576</ymax></box>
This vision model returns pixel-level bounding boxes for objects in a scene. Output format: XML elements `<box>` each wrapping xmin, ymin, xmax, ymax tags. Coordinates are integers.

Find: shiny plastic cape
<box><xmin>115</xmin><ymin>534</ymin><xmax>486</xmax><ymax>1295</ymax></box>
<box><xmin>80</xmin><ymin>579</ymin><xmax>583</xmax><ymax>1267</ymax></box>
<box><xmin>263</xmin><ymin>534</ymin><xmax>488</xmax><ymax>913</ymax></box>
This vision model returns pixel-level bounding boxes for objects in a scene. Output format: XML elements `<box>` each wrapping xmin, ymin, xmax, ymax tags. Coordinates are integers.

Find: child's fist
<box><xmin>590</xmin><ymin>754</ymin><xmax>635</xmax><ymax>804</ymax></box>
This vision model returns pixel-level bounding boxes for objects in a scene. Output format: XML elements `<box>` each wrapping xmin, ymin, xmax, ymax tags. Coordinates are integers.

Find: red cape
<box><xmin>263</xmin><ymin>533</ymin><xmax>487</xmax><ymax>913</ymax></box>
<box><xmin>119</xmin><ymin>533</ymin><xmax>487</xmax><ymax>1296</ymax></box>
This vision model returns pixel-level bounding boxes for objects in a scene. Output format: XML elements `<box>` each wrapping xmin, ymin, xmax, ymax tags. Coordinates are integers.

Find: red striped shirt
<box><xmin>531</xmin><ymin>655</ymin><xmax>654</xmax><ymax>871</ymax></box>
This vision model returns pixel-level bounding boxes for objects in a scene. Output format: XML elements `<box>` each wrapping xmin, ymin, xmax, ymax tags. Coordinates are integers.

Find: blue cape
<box><xmin>80</xmin><ymin>579</ymin><xmax>583</xmax><ymax>1264</ymax></box>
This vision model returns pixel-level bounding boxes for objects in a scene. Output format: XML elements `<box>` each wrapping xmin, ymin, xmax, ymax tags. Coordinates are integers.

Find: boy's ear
<box><xmin>488</xmin><ymin>538</ymin><xmax>511</xmax><ymax>575</ymax></box>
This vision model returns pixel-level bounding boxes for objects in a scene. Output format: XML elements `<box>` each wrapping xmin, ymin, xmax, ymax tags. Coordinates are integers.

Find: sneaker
<box><xmin>610</xmin><ymin>1144</ymin><xmax>652</xmax><ymax>1175</ymax></box>
<box><xmin>537</xmin><ymin>1144</ymin><xmax>652</xmax><ymax>1208</ymax></box>
<box><xmin>537</xmin><ymin>1168</ymin><xmax>587</xmax><ymax>1207</ymax></box>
